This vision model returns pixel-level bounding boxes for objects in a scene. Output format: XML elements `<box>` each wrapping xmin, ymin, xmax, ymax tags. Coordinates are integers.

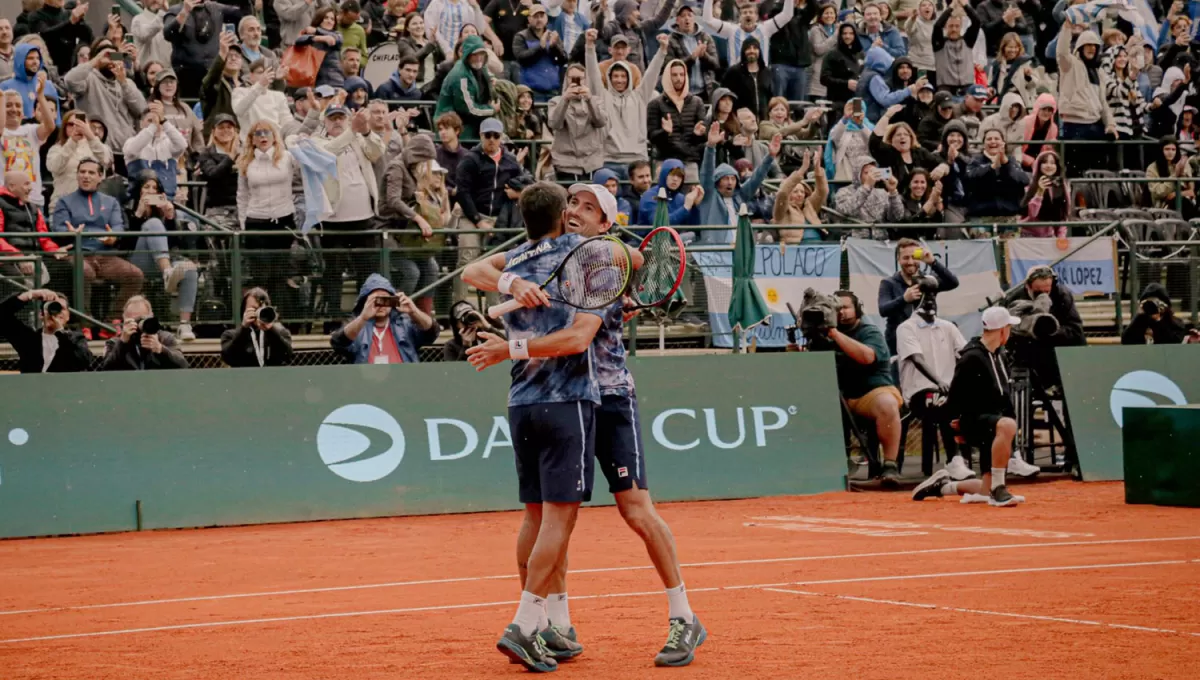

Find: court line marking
<box><xmin>764</xmin><ymin>587</ymin><xmax>1200</xmax><ymax>638</ymax></box>
<box><xmin>0</xmin><ymin>559</ymin><xmax>1192</xmax><ymax>644</ymax></box>
<box><xmin>3</xmin><ymin>535</ymin><xmax>1198</xmax><ymax>617</ymax></box>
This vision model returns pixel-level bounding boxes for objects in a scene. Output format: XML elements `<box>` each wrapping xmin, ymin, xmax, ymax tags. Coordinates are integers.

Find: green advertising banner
<box><xmin>1058</xmin><ymin>346</ymin><xmax>1200</xmax><ymax>481</ymax></box>
<box><xmin>1123</xmin><ymin>406</ymin><xmax>1200</xmax><ymax>508</ymax></box>
<box><xmin>0</xmin><ymin>354</ymin><xmax>846</xmax><ymax>538</ymax></box>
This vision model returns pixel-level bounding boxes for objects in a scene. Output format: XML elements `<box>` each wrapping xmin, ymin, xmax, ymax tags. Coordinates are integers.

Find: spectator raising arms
<box><xmin>200</xmin><ymin>31</ymin><xmax>243</xmax><ymax>138</ymax></box>
<box><xmin>434</xmin><ymin>34</ymin><xmax>497</xmax><ymax>138</ymax></box>
<box><xmin>695</xmin><ymin>123</ymin><xmax>779</xmax><ymax>245</ymax></box>
<box><xmin>828</xmin><ymin>98</ymin><xmax>872</xmax><ymax>182</ymax></box>
<box><xmin>774</xmin><ymin>151</ymin><xmax>828</xmax><ymax>244</ymax></box>
<box><xmin>903</xmin><ymin>0</ymin><xmax>936</xmax><ymax>81</ymax></box>
<box><xmin>931</xmin><ymin>0</ymin><xmax>981</xmax><ymax>96</ymax></box>
<box><xmin>0</xmin><ymin>86</ymin><xmax>54</xmax><ymax>208</ymax></box>
<box><xmin>46</xmin><ymin>110</ymin><xmax>112</xmax><ymax>209</ymax></box>
<box><xmin>1020</xmin><ymin>150</ymin><xmax>1070</xmax><ymax>238</ymax></box>
<box><xmin>276</xmin><ymin>0</ymin><xmax>318</xmax><ymax>47</ymax></box>
<box><xmin>163</xmin><ymin>0</ymin><xmax>244</xmax><ymax>99</ymax></box>
<box><xmin>1056</xmin><ymin>19</ymin><xmax>1116</xmax><ymax>176</ymax></box>
<box><xmin>512</xmin><ymin>4</ymin><xmax>567</xmax><ymax>100</ymax></box>
<box><xmin>870</xmin><ymin>104</ymin><xmax>941</xmax><ymax>192</ymax></box>
<box><xmin>131</xmin><ymin>0</ymin><xmax>174</xmax><ymax>69</ymax></box>
<box><xmin>665</xmin><ymin>2</ymin><xmax>719</xmax><ymax>99</ymax></box>
<box><xmin>586</xmin><ymin>29</ymin><xmax>666</xmax><ymax>179</ymax></box>
<box><xmin>547</xmin><ymin>61</ymin><xmax>610</xmax><ymax>182</ymax></box>
<box><xmin>64</xmin><ymin>40</ymin><xmax>147</xmax><ymax>152</ymax></box>
<box><xmin>701</xmin><ymin>0</ymin><xmax>794</xmax><ymax>68</ymax></box>
<box><xmin>857</xmin><ymin>47</ymin><xmax>923</xmax><ymax>124</ymax></box>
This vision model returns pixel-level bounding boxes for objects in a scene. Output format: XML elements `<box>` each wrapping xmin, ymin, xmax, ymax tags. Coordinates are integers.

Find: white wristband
<box><xmin>498</xmin><ymin>272</ymin><xmax>518</xmax><ymax>295</ymax></box>
<box><xmin>509</xmin><ymin>338</ymin><xmax>530</xmax><ymax>360</ymax></box>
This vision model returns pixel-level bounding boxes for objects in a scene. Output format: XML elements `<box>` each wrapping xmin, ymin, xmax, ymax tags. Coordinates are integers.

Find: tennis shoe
<box><xmin>960</xmin><ymin>493</ymin><xmax>990</xmax><ymax>504</ymax></box>
<box><xmin>912</xmin><ymin>469</ymin><xmax>950</xmax><ymax>501</ymax></box>
<box><xmin>1007</xmin><ymin>456</ymin><xmax>1041</xmax><ymax>477</ymax></box>
<box><xmin>497</xmin><ymin>624</ymin><xmax>557</xmax><ymax>673</ymax></box>
<box><xmin>988</xmin><ymin>485</ymin><xmax>1024</xmax><ymax>507</ymax></box>
<box><xmin>654</xmin><ymin>616</ymin><xmax>707</xmax><ymax>667</ymax></box>
<box><xmin>945</xmin><ymin>455</ymin><xmax>976</xmax><ymax>481</ymax></box>
<box><xmin>879</xmin><ymin>460</ymin><xmax>902</xmax><ymax>488</ymax></box>
<box><xmin>539</xmin><ymin>625</ymin><xmax>583</xmax><ymax>660</ymax></box>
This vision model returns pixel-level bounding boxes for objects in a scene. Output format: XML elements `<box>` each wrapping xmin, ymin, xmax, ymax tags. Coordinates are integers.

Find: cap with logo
<box><xmin>568</xmin><ymin>183</ymin><xmax>619</xmax><ymax>225</ymax></box>
<box><xmin>981</xmin><ymin>306</ymin><xmax>1021</xmax><ymax>331</ymax></box>
<box><xmin>966</xmin><ymin>84</ymin><xmax>989</xmax><ymax>99</ymax></box>
<box><xmin>934</xmin><ymin>91</ymin><xmax>954</xmax><ymax>108</ymax></box>
<box><xmin>480</xmin><ymin>117</ymin><xmax>505</xmax><ymax>135</ymax></box>
<box><xmin>325</xmin><ymin>105</ymin><xmax>350</xmax><ymax>118</ymax></box>
<box><xmin>153</xmin><ymin>68</ymin><xmax>178</xmax><ymax>86</ymax></box>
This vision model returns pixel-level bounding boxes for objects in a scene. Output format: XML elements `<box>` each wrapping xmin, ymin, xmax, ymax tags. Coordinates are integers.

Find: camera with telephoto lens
<box><xmin>916</xmin><ymin>275</ymin><xmax>940</xmax><ymax>296</ymax></box>
<box><xmin>133</xmin><ymin>316</ymin><xmax>161</xmax><ymax>338</ymax></box>
<box><xmin>1141</xmin><ymin>298</ymin><xmax>1168</xmax><ymax>316</ymax></box>
<box><xmin>256</xmin><ymin>305</ymin><xmax>278</xmax><ymax>325</ymax></box>
<box><xmin>45</xmin><ymin>300</ymin><xmax>64</xmax><ymax>316</ymax></box>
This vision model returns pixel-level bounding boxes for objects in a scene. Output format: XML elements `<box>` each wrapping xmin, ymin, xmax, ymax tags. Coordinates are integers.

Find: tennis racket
<box><xmin>487</xmin><ymin>235</ymin><xmax>634</xmax><ymax>318</ymax></box>
<box><xmin>626</xmin><ymin>227</ymin><xmax>686</xmax><ymax>310</ymax></box>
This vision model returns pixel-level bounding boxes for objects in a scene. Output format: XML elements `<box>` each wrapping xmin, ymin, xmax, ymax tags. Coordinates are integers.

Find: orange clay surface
<box><xmin>1</xmin><ymin>481</ymin><xmax>1198</xmax><ymax>679</ymax></box>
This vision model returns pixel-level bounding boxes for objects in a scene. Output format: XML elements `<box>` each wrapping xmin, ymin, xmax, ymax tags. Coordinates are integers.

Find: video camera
<box><xmin>786</xmin><ymin>288</ymin><xmax>841</xmax><ymax>350</ymax></box>
<box><xmin>1009</xmin><ymin>294</ymin><xmax>1059</xmax><ymax>342</ymax></box>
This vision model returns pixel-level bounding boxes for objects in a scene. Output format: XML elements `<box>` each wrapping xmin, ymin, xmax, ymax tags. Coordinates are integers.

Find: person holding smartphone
<box><xmin>330</xmin><ymin>272</ymin><xmax>439</xmax><ymax>365</ymax></box>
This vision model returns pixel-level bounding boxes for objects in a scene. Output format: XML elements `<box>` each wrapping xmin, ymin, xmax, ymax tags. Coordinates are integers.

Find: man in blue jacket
<box><xmin>512</xmin><ymin>4</ymin><xmax>567</xmax><ymax>100</ymax></box>
<box><xmin>373</xmin><ymin>56</ymin><xmax>425</xmax><ymax>101</ymax></box>
<box><xmin>0</xmin><ymin>43</ymin><xmax>61</xmax><ymax>122</ymax></box>
<box><xmin>635</xmin><ymin>157</ymin><xmax>702</xmax><ymax>231</ymax></box>
<box><xmin>51</xmin><ymin>158</ymin><xmax>144</xmax><ymax>312</ymax></box>
<box><xmin>330</xmin><ymin>273</ymin><xmax>440</xmax><ymax>364</ymax></box>
<box><xmin>695</xmin><ymin>125</ymin><xmax>780</xmax><ymax>245</ymax></box>
<box><xmin>857</xmin><ymin>4</ymin><xmax>906</xmax><ymax>58</ymax></box>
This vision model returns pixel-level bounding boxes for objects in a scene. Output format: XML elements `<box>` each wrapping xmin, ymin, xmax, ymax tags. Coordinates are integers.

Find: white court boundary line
<box><xmin>1</xmin><ymin>559</ymin><xmax>1195</xmax><ymax>644</ymax></box>
<box><xmin>4</xmin><ymin>535</ymin><xmax>1198</xmax><ymax>617</ymax></box>
<box><xmin>764</xmin><ymin>587</ymin><xmax>1200</xmax><ymax>638</ymax></box>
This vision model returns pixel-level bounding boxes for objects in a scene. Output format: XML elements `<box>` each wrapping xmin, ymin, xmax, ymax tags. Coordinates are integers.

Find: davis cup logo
<box><xmin>1108</xmin><ymin>371</ymin><xmax>1187</xmax><ymax>428</ymax></box>
<box><xmin>318</xmin><ymin>404</ymin><xmax>406</xmax><ymax>482</ymax></box>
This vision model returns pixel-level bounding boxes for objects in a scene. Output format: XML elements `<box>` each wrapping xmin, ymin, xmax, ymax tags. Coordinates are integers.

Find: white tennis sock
<box><xmin>547</xmin><ymin>593</ymin><xmax>570</xmax><ymax>627</ymax></box>
<box><xmin>945</xmin><ymin>481</ymin><xmax>959</xmax><ymax>496</ymax></box>
<box><xmin>666</xmin><ymin>583</ymin><xmax>694</xmax><ymax>623</ymax></box>
<box><xmin>991</xmin><ymin>469</ymin><xmax>1006</xmax><ymax>490</ymax></box>
<box><xmin>513</xmin><ymin>591</ymin><xmax>547</xmax><ymax>636</ymax></box>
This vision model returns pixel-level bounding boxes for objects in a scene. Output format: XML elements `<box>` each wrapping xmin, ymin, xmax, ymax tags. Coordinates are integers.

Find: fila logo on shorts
<box><xmin>617</xmin><ymin>466</ymin><xmax>629</xmax><ymax>478</ymax></box>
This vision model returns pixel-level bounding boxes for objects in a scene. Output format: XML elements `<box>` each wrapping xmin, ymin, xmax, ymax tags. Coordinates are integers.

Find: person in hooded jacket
<box><xmin>64</xmin><ymin>40</ymin><xmax>148</xmax><ymax>153</ymax></box>
<box><xmin>705</xmin><ymin>86</ymin><xmax>744</xmax><ymax>167</ymax></box>
<box><xmin>374</xmin><ymin>55</ymin><xmax>425</xmax><ymax>101</ymax></box>
<box><xmin>929</xmin><ymin>118</ymin><xmax>969</xmax><ymax>229</ymax></box>
<box><xmin>1147</xmin><ymin>65</ymin><xmax>1188</xmax><ymax>140</ymax></box>
<box><xmin>0</xmin><ymin>43</ymin><xmax>62</xmax><ymax>123</ymax></box>
<box><xmin>1019</xmin><ymin>149</ymin><xmax>1069</xmax><ymax>238</ymax></box>
<box><xmin>820</xmin><ymin>21</ymin><xmax>863</xmax><ymax>108</ymax></box>
<box><xmin>696</xmin><ymin>123</ymin><xmax>780</xmax><ymax>245</ymax></box>
<box><xmin>916</xmin><ymin>90</ymin><xmax>955</xmax><ymax>151</ymax></box>
<box><xmin>1057</xmin><ymin>18</ymin><xmax>1117</xmax><ymax>177</ymax></box>
<box><xmin>330</xmin><ymin>272</ymin><xmax>439</xmax><ymax>364</ymax></box>
<box><xmin>592</xmin><ymin>167</ymin><xmax>634</xmax><ymax>225</ymax></box>
<box><xmin>1021</xmin><ymin>92</ymin><xmax>1058</xmax><ymax>169</ymax></box>
<box><xmin>1122</xmin><ymin>282</ymin><xmax>1195</xmax><ymax>345</ymax></box>
<box><xmin>647</xmin><ymin>58</ymin><xmax>708</xmax><ymax>172</ymax></box>
<box><xmin>12</xmin><ymin>0</ymin><xmax>92</xmax><ymax>80</ymax></box>
<box><xmin>857</xmin><ymin>46</ymin><xmax>924</xmax><ymax>123</ymax></box>
<box><xmin>978</xmin><ymin>91</ymin><xmax>1028</xmax><ymax>168</ymax></box>
<box><xmin>586</xmin><ymin>29</ymin><xmax>667</xmax><ymax>178</ymax></box>
<box><xmin>636</xmin><ymin>157</ymin><xmax>702</xmax><ymax>228</ymax></box>
<box><xmin>664</xmin><ymin>3</ymin><xmax>720</xmax><ymax>100</ymax></box>
<box><xmin>434</xmin><ymin>34</ymin><xmax>498</xmax><ymax>139</ymax></box>
<box><xmin>720</xmin><ymin>36</ymin><xmax>771</xmax><ymax>120</ymax></box>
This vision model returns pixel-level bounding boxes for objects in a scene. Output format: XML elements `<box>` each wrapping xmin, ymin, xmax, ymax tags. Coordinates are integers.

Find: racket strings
<box><xmin>558</xmin><ymin>239</ymin><xmax>630</xmax><ymax>308</ymax></box>
<box><xmin>634</xmin><ymin>232</ymin><xmax>683</xmax><ymax>305</ymax></box>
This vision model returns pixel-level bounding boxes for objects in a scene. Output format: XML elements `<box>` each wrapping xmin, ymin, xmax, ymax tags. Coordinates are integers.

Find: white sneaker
<box><xmin>1007</xmin><ymin>456</ymin><xmax>1041</xmax><ymax>478</ymax></box>
<box><xmin>178</xmin><ymin>322</ymin><xmax>196</xmax><ymax>342</ymax></box>
<box><xmin>945</xmin><ymin>455</ymin><xmax>976</xmax><ymax>481</ymax></box>
<box><xmin>163</xmin><ymin>265</ymin><xmax>185</xmax><ymax>294</ymax></box>
<box><xmin>960</xmin><ymin>493</ymin><xmax>990</xmax><ymax>504</ymax></box>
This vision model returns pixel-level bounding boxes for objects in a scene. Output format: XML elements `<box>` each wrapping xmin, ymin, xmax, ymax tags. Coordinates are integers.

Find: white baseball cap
<box><xmin>568</xmin><ymin>183</ymin><xmax>619</xmax><ymax>225</ymax></box>
<box><xmin>981</xmin><ymin>306</ymin><xmax>1021</xmax><ymax>331</ymax></box>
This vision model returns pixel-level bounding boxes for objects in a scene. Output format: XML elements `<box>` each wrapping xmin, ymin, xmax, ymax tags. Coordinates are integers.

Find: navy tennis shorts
<box><xmin>509</xmin><ymin>401</ymin><xmax>596</xmax><ymax>504</ymax></box>
<box><xmin>595</xmin><ymin>393</ymin><xmax>649</xmax><ymax>494</ymax></box>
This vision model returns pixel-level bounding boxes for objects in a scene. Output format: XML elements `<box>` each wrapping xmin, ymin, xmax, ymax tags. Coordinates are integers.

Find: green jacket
<box><xmin>337</xmin><ymin>23</ymin><xmax>369</xmax><ymax>59</ymax></box>
<box><xmin>434</xmin><ymin>35</ymin><xmax>497</xmax><ymax>139</ymax></box>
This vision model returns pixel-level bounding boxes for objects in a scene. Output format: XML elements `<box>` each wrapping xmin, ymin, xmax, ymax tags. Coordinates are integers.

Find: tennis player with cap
<box><xmin>913</xmin><ymin>306</ymin><xmax>1026</xmax><ymax>507</ymax></box>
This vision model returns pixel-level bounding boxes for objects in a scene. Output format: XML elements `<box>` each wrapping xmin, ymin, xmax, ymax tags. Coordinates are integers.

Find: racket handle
<box><xmin>488</xmin><ymin>298</ymin><xmax>526</xmax><ymax>318</ymax></box>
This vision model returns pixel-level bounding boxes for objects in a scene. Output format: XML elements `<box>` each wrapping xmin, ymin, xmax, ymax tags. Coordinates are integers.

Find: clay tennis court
<box><xmin>1</xmin><ymin>480</ymin><xmax>1197</xmax><ymax>678</ymax></box>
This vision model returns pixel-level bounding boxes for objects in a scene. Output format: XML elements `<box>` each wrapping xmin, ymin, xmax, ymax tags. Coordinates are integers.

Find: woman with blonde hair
<box><xmin>235</xmin><ymin>120</ymin><xmax>300</xmax><ymax>314</ymax></box>
<box><xmin>774</xmin><ymin>150</ymin><xmax>828</xmax><ymax>244</ymax></box>
<box><xmin>986</xmin><ymin>32</ymin><xmax>1041</xmax><ymax>106</ymax></box>
<box><xmin>197</xmin><ymin>114</ymin><xmax>242</xmax><ymax>232</ymax></box>
<box><xmin>46</xmin><ymin>110</ymin><xmax>112</xmax><ymax>208</ymax></box>
<box><xmin>398</xmin><ymin>159</ymin><xmax>449</xmax><ymax>314</ymax></box>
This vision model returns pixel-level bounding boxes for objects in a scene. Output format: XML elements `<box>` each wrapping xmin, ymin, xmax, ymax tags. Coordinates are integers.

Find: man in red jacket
<box><xmin>0</xmin><ymin>168</ymin><xmax>66</xmax><ymax>286</ymax></box>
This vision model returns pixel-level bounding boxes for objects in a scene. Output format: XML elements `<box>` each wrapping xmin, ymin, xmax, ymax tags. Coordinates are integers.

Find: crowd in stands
<box><xmin>1</xmin><ymin>0</ymin><xmax>1200</xmax><ymax>376</ymax></box>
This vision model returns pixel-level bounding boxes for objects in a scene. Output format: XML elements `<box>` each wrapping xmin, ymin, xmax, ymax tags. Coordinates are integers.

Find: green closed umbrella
<box><xmin>727</xmin><ymin>204</ymin><xmax>770</xmax><ymax>346</ymax></box>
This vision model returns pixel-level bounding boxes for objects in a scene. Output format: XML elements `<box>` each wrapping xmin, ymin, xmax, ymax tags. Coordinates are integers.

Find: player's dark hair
<box><xmin>519</xmin><ymin>182</ymin><xmax>567</xmax><ymax>240</ymax></box>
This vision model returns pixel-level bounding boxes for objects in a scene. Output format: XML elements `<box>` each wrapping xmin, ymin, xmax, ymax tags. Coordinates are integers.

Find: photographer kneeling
<box><xmin>0</xmin><ymin>289</ymin><xmax>92</xmax><ymax>373</ymax></box>
<box><xmin>331</xmin><ymin>273</ymin><xmax>439</xmax><ymax>365</ymax></box>
<box><xmin>100</xmin><ymin>295</ymin><xmax>189</xmax><ymax>371</ymax></box>
<box><xmin>802</xmin><ymin>289</ymin><xmax>906</xmax><ymax>487</ymax></box>
<box><xmin>443</xmin><ymin>300</ymin><xmax>502</xmax><ymax>362</ymax></box>
<box><xmin>1121</xmin><ymin>283</ymin><xmax>1198</xmax><ymax>345</ymax></box>
<box><xmin>220</xmin><ymin>288</ymin><xmax>295</xmax><ymax>368</ymax></box>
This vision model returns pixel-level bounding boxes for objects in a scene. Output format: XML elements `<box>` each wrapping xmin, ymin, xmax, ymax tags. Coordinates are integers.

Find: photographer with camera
<box><xmin>1121</xmin><ymin>283</ymin><xmax>1197</xmax><ymax>345</ymax></box>
<box><xmin>0</xmin><ymin>288</ymin><xmax>91</xmax><ymax>373</ymax></box>
<box><xmin>220</xmin><ymin>287</ymin><xmax>294</xmax><ymax>368</ymax></box>
<box><xmin>878</xmin><ymin>238</ymin><xmax>960</xmax><ymax>355</ymax></box>
<box><xmin>913</xmin><ymin>307</ymin><xmax>1025</xmax><ymax>507</ymax></box>
<box><xmin>443</xmin><ymin>300</ymin><xmax>501</xmax><ymax>362</ymax></box>
<box><xmin>330</xmin><ymin>273</ymin><xmax>439</xmax><ymax>365</ymax></box>
<box><xmin>99</xmin><ymin>295</ymin><xmax>189</xmax><ymax>371</ymax></box>
<box><xmin>799</xmin><ymin>288</ymin><xmax>906</xmax><ymax>487</ymax></box>
<box><xmin>1006</xmin><ymin>265</ymin><xmax>1085</xmax><ymax>391</ymax></box>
